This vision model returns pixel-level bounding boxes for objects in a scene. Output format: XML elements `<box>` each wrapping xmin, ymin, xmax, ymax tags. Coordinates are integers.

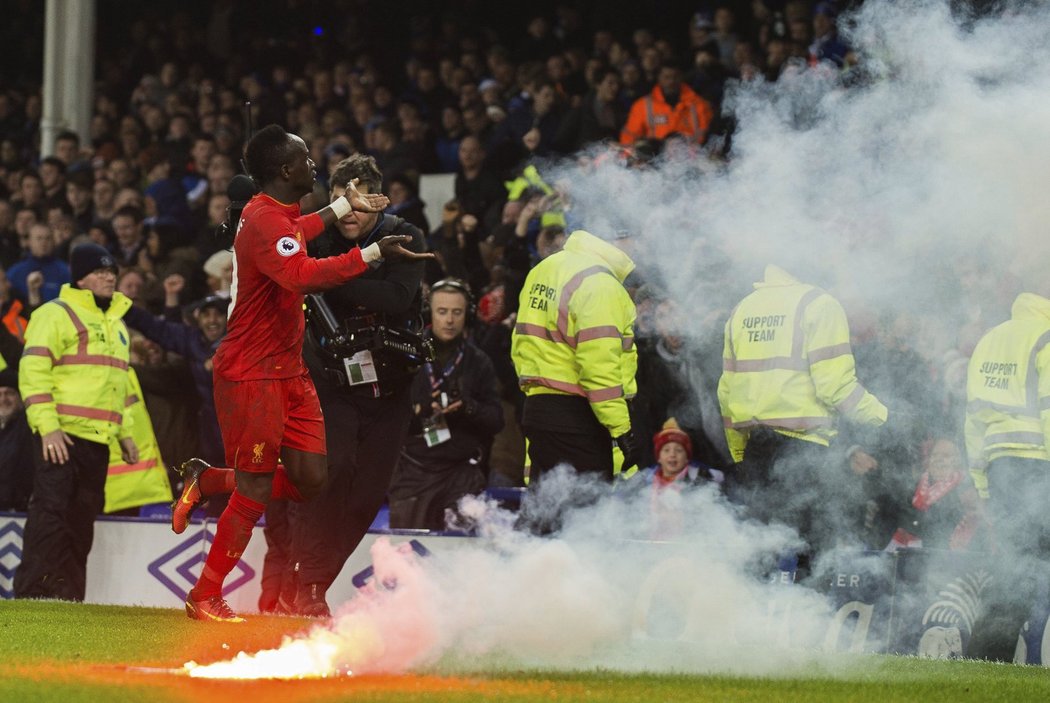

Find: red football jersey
<box><xmin>213</xmin><ymin>193</ymin><xmax>368</xmax><ymax>381</ymax></box>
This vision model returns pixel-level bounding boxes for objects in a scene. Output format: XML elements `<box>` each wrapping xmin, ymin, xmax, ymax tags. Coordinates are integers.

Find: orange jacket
<box><xmin>2</xmin><ymin>299</ymin><xmax>28</xmax><ymax>343</ymax></box>
<box><xmin>619</xmin><ymin>84</ymin><xmax>713</xmax><ymax>145</ymax></box>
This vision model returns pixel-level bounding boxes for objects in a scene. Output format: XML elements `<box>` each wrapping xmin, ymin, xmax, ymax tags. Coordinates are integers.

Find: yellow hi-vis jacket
<box><xmin>511</xmin><ymin>230</ymin><xmax>637</xmax><ymax>437</ymax></box>
<box><xmin>19</xmin><ymin>284</ymin><xmax>134</xmax><ymax>445</ymax></box>
<box><xmin>965</xmin><ymin>292</ymin><xmax>1050</xmax><ymax>495</ymax></box>
<box><xmin>104</xmin><ymin>367</ymin><xmax>172</xmax><ymax>513</ymax></box>
<box><xmin>717</xmin><ymin>265</ymin><xmax>887</xmax><ymax>463</ymax></box>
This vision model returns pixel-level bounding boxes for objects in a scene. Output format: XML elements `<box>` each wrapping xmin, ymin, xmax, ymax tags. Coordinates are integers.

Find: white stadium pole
<box><xmin>41</xmin><ymin>0</ymin><xmax>96</xmax><ymax>159</ymax></box>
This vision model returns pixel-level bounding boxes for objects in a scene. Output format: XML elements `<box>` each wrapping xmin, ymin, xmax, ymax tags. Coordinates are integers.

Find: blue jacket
<box><xmin>7</xmin><ymin>255</ymin><xmax>70</xmax><ymax>303</ymax></box>
<box><xmin>122</xmin><ymin>305</ymin><xmax>224</xmax><ymax>463</ymax></box>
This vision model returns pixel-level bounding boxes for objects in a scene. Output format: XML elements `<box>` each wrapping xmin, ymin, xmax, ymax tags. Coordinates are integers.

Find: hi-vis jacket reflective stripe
<box><xmin>104</xmin><ymin>367</ymin><xmax>172</xmax><ymax>513</ymax></box>
<box><xmin>619</xmin><ymin>84</ymin><xmax>713</xmax><ymax>145</ymax></box>
<box><xmin>19</xmin><ymin>284</ymin><xmax>133</xmax><ymax>443</ymax></box>
<box><xmin>511</xmin><ymin>230</ymin><xmax>637</xmax><ymax>437</ymax></box>
<box><xmin>965</xmin><ymin>293</ymin><xmax>1050</xmax><ymax>485</ymax></box>
<box><xmin>717</xmin><ymin>265</ymin><xmax>887</xmax><ymax>463</ymax></box>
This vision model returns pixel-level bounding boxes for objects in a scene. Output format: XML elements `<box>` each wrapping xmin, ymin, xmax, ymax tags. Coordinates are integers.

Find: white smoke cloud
<box><xmin>557</xmin><ymin>0</ymin><xmax>1050</xmax><ymax>329</ymax></box>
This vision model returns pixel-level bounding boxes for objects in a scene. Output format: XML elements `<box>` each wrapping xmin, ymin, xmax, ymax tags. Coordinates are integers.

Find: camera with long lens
<box><xmin>306</xmin><ymin>294</ymin><xmax>434</xmax><ymax>370</ymax></box>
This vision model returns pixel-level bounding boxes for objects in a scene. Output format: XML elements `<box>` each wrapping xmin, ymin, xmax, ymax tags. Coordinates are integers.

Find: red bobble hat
<box><xmin>652</xmin><ymin>418</ymin><xmax>692</xmax><ymax>460</ymax></box>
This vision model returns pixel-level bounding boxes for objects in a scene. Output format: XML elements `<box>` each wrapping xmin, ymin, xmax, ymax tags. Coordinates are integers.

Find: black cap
<box><xmin>69</xmin><ymin>243</ymin><xmax>117</xmax><ymax>284</ymax></box>
<box><xmin>0</xmin><ymin>367</ymin><xmax>17</xmax><ymax>392</ymax></box>
<box><xmin>193</xmin><ymin>295</ymin><xmax>230</xmax><ymax>315</ymax></box>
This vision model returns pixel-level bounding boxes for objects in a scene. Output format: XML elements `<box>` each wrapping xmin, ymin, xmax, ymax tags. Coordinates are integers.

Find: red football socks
<box><xmin>271</xmin><ymin>464</ymin><xmax>305</xmax><ymax>502</ymax></box>
<box><xmin>199</xmin><ymin>467</ymin><xmax>236</xmax><ymax>497</ymax></box>
<box><xmin>191</xmin><ymin>490</ymin><xmax>265</xmax><ymax>600</ymax></box>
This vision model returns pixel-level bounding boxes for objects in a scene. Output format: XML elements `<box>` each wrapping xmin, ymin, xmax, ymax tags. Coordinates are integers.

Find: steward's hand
<box><xmin>615</xmin><ymin>429</ymin><xmax>641</xmax><ymax>473</ymax></box>
<box><xmin>119</xmin><ymin>437</ymin><xmax>139</xmax><ymax>464</ymax></box>
<box><xmin>376</xmin><ymin>235</ymin><xmax>435</xmax><ymax>261</ymax></box>
<box><xmin>41</xmin><ymin>429</ymin><xmax>74</xmax><ymax>465</ymax></box>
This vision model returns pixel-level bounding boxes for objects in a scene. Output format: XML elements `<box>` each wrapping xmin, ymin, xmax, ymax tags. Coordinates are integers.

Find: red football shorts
<box><xmin>214</xmin><ymin>372</ymin><xmax>326</xmax><ymax>472</ymax></box>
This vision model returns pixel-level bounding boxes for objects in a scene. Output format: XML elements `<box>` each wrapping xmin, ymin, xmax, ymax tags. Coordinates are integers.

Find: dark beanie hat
<box><xmin>69</xmin><ymin>243</ymin><xmax>118</xmax><ymax>284</ymax></box>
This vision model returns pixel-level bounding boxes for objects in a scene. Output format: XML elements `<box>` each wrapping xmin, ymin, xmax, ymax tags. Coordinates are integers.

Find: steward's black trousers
<box><xmin>14</xmin><ymin>435</ymin><xmax>108</xmax><ymax>601</ymax></box>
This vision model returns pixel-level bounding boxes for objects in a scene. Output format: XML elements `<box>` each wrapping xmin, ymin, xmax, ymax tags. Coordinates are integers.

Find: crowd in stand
<box><xmin>0</xmin><ymin>0</ymin><xmax>1014</xmax><ymax>557</ymax></box>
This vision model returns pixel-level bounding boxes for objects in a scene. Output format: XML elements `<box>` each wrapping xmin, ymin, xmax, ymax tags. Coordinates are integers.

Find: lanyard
<box><xmin>425</xmin><ymin>343</ymin><xmax>465</xmax><ymax>391</ymax></box>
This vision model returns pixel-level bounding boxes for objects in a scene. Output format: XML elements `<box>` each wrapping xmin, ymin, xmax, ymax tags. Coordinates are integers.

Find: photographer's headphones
<box><xmin>428</xmin><ymin>278</ymin><xmax>477</xmax><ymax>326</ymax></box>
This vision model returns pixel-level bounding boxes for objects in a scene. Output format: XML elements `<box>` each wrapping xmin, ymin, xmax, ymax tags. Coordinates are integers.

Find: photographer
<box><xmin>388</xmin><ymin>279</ymin><xmax>504</xmax><ymax>530</ymax></box>
<box><xmin>276</xmin><ymin>155</ymin><xmax>427</xmax><ymax>617</ymax></box>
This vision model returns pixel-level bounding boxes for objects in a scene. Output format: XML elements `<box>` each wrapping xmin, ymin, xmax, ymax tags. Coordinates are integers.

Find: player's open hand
<box><xmin>347</xmin><ymin>178</ymin><xmax>389</xmax><ymax>213</ymax></box>
<box><xmin>376</xmin><ymin>235</ymin><xmax>435</xmax><ymax>261</ymax></box>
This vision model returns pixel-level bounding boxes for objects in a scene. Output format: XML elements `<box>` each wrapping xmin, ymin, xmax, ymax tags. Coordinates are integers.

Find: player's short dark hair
<box><xmin>244</xmin><ymin>124</ymin><xmax>296</xmax><ymax>186</ymax></box>
<box><xmin>330</xmin><ymin>154</ymin><xmax>383</xmax><ymax>194</ymax></box>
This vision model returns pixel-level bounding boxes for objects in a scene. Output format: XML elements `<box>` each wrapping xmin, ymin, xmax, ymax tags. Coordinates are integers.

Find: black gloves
<box><xmin>615</xmin><ymin>429</ymin><xmax>641</xmax><ymax>472</ymax></box>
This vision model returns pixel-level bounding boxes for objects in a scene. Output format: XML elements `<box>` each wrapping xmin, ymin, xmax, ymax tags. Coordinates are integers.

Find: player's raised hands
<box><xmin>376</xmin><ymin>235</ymin><xmax>435</xmax><ymax>261</ymax></box>
<box><xmin>346</xmin><ymin>178</ymin><xmax>389</xmax><ymax>213</ymax></box>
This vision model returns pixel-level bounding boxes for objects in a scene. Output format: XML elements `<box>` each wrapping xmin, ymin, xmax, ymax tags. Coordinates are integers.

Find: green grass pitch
<box><xmin>1</xmin><ymin>600</ymin><xmax>1048</xmax><ymax>702</ymax></box>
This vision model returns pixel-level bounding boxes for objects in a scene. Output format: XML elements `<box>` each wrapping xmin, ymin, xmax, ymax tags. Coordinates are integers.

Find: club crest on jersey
<box><xmin>276</xmin><ymin>236</ymin><xmax>301</xmax><ymax>257</ymax></box>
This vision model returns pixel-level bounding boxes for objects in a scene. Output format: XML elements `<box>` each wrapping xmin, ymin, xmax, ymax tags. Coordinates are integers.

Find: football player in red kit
<box><xmin>176</xmin><ymin>124</ymin><xmax>431</xmax><ymax>622</ymax></box>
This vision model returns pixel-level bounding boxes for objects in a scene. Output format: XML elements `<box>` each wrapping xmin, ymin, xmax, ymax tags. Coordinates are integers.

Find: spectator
<box><xmin>623</xmin><ymin>418</ymin><xmax>725</xmax><ymax>539</ymax></box>
<box><xmin>0</xmin><ymin>366</ymin><xmax>34</xmax><ymax>512</ymax></box>
<box><xmin>0</xmin><ymin>200</ymin><xmax>19</xmax><ymax>268</ymax></box>
<box><xmin>888</xmin><ymin>438</ymin><xmax>987</xmax><ymax>552</ymax></box>
<box><xmin>712</xmin><ymin>6</ymin><xmax>741</xmax><ymax>68</ymax></box>
<box><xmin>91</xmin><ymin>176</ymin><xmax>118</xmax><ymax>223</ymax></box>
<box><xmin>0</xmin><ymin>267</ymin><xmax>28</xmax><ymax>342</ymax></box>
<box><xmin>554</xmin><ymin>68</ymin><xmax>626</xmax><ymax>153</ymax></box>
<box><xmin>7</xmin><ymin>222</ymin><xmax>70</xmax><ymax>303</ymax></box>
<box><xmin>64</xmin><ymin>170</ymin><xmax>95</xmax><ymax>234</ymax></box>
<box><xmin>810</xmin><ymin>2</ymin><xmax>850</xmax><ymax>68</ymax></box>
<box><xmin>491</xmin><ymin>79</ymin><xmax>564</xmax><ymax>162</ymax></box>
<box><xmin>385</xmin><ymin>173</ymin><xmax>430</xmax><ymax>234</ymax></box>
<box><xmin>620</xmin><ymin>61</ymin><xmax>714</xmax><ymax>146</ymax></box>
<box><xmin>453</xmin><ymin>135</ymin><xmax>505</xmax><ymax>230</ymax></box>
<box><xmin>37</xmin><ymin>157</ymin><xmax>67</xmax><ymax>210</ymax></box>
<box><xmin>461</xmin><ymin>101</ymin><xmax>496</xmax><ymax>146</ymax></box>
<box><xmin>370</xmin><ymin>121</ymin><xmax>419</xmax><ymax>188</ymax></box>
<box><xmin>201</xmin><ymin>248</ymin><xmax>233</xmax><ymax>298</ymax></box>
<box><xmin>617</xmin><ymin>59</ymin><xmax>647</xmax><ymax>112</ymax></box>
<box><xmin>106</xmin><ymin>157</ymin><xmax>138</xmax><ymax>190</ymax></box>
<box><xmin>634</xmin><ymin>296</ymin><xmax>729</xmax><ymax>469</ymax></box>
<box><xmin>123</xmin><ymin>275</ymin><xmax>228</xmax><ymax>467</ymax></box>
<box><xmin>688</xmin><ymin>12</ymin><xmax>719</xmax><ymax>55</ymax></box>
<box><xmin>109</xmin><ymin>205</ymin><xmax>147</xmax><ymax>267</ymax></box>
<box><xmin>12</xmin><ymin>171</ymin><xmax>45</xmax><ymax>212</ymax></box>
<box><xmin>52</xmin><ymin>129</ymin><xmax>81</xmax><ymax>166</ymax></box>
<box><xmin>389</xmin><ymin>279</ymin><xmax>504</xmax><ymax>530</ymax></box>
<box><xmin>116</xmin><ymin>266</ymin><xmax>148</xmax><ymax>309</ymax></box>
<box><xmin>435</xmin><ymin>105</ymin><xmax>466</xmax><ymax>174</ymax></box>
